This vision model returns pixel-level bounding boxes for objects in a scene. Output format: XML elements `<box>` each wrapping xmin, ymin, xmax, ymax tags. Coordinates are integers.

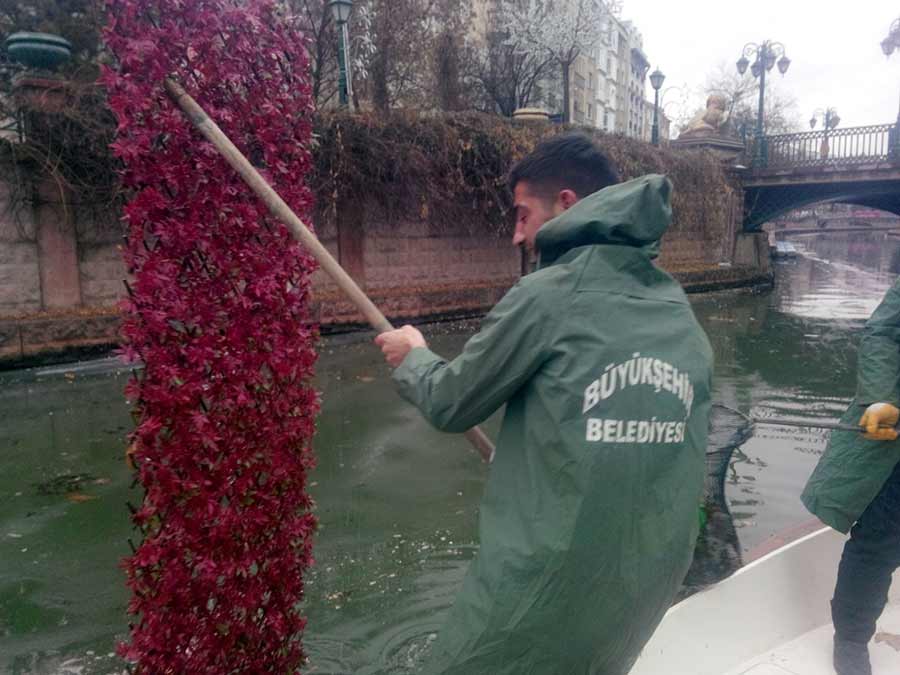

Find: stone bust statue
<box><xmin>680</xmin><ymin>94</ymin><xmax>730</xmax><ymax>138</ymax></box>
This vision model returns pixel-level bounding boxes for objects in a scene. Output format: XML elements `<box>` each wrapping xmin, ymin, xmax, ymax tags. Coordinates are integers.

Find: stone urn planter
<box><xmin>5</xmin><ymin>32</ymin><xmax>74</xmax><ymax>115</ymax></box>
<box><xmin>513</xmin><ymin>107</ymin><xmax>551</xmax><ymax>124</ymax></box>
<box><xmin>4</xmin><ymin>31</ymin><xmax>72</xmax><ymax>71</ymax></box>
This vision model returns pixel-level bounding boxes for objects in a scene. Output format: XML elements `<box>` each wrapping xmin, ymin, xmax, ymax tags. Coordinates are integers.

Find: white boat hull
<box><xmin>630</xmin><ymin>527</ymin><xmax>900</xmax><ymax>674</ymax></box>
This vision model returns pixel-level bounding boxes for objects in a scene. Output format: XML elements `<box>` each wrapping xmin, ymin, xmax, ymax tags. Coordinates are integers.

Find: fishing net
<box><xmin>679</xmin><ymin>404</ymin><xmax>753</xmax><ymax>599</ymax></box>
<box><xmin>705</xmin><ymin>404</ymin><xmax>754</xmax><ymax>502</ymax></box>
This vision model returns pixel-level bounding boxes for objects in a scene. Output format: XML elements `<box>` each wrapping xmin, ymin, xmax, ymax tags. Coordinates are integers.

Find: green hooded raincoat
<box><xmin>802</xmin><ymin>278</ymin><xmax>900</xmax><ymax>533</ymax></box>
<box><xmin>393</xmin><ymin>175</ymin><xmax>714</xmax><ymax>674</ymax></box>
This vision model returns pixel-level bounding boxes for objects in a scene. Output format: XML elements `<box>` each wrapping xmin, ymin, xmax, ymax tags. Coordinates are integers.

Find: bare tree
<box><xmin>701</xmin><ymin>61</ymin><xmax>801</xmax><ymax>138</ymax></box>
<box><xmin>498</xmin><ymin>0</ymin><xmax>620</xmax><ymax>123</ymax></box>
<box><xmin>291</xmin><ymin>0</ymin><xmax>339</xmax><ymax>108</ymax></box>
<box><xmin>657</xmin><ymin>84</ymin><xmax>694</xmax><ymax>138</ymax></box>
<box><xmin>434</xmin><ymin>30</ymin><xmax>463</xmax><ymax>110</ymax></box>
<box><xmin>352</xmin><ymin>0</ymin><xmax>436</xmax><ymax>112</ymax></box>
<box><xmin>429</xmin><ymin>0</ymin><xmax>476</xmax><ymax>111</ymax></box>
<box><xmin>468</xmin><ymin>16</ymin><xmax>554</xmax><ymax>117</ymax></box>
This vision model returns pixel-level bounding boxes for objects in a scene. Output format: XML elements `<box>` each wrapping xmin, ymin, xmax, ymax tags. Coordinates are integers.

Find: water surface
<box><xmin>1</xmin><ymin>231</ymin><xmax>897</xmax><ymax>673</ymax></box>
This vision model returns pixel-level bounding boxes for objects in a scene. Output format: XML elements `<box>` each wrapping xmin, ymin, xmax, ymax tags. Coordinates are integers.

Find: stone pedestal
<box><xmin>11</xmin><ymin>73</ymin><xmax>70</xmax><ymax>114</ymax></box>
<box><xmin>671</xmin><ymin>134</ymin><xmax>747</xmax><ymax>163</ymax></box>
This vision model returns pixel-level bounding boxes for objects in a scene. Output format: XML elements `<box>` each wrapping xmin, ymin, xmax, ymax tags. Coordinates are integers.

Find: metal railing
<box><xmin>747</xmin><ymin>123</ymin><xmax>897</xmax><ymax>169</ymax></box>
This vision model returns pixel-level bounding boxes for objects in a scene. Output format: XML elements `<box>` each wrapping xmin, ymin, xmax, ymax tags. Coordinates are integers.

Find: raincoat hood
<box><xmin>535</xmin><ymin>173</ymin><xmax>672</xmax><ymax>266</ymax></box>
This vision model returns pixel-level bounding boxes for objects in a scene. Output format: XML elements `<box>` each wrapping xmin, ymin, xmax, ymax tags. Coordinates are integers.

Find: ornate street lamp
<box><xmin>809</xmin><ymin>107</ymin><xmax>840</xmax><ymax>160</ymax></box>
<box><xmin>736</xmin><ymin>40</ymin><xmax>791</xmax><ymax>166</ymax></box>
<box><xmin>328</xmin><ymin>0</ymin><xmax>354</xmax><ymax>110</ymax></box>
<box><xmin>649</xmin><ymin>67</ymin><xmax>665</xmax><ymax>146</ymax></box>
<box><xmin>809</xmin><ymin>108</ymin><xmax>840</xmax><ymax>131</ymax></box>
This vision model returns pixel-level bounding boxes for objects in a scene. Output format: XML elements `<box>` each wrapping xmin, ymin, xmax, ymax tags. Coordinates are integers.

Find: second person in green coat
<box><xmin>802</xmin><ymin>278</ymin><xmax>900</xmax><ymax>675</ymax></box>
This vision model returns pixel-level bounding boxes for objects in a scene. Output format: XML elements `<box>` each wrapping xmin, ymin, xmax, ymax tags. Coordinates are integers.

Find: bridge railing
<box><xmin>747</xmin><ymin>123</ymin><xmax>897</xmax><ymax>169</ymax></box>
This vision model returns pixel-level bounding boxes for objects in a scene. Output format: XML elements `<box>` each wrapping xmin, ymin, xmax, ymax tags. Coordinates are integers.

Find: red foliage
<box><xmin>103</xmin><ymin>0</ymin><xmax>319</xmax><ymax>671</ymax></box>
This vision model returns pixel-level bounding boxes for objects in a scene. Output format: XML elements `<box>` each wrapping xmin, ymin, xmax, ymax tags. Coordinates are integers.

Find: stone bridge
<box><xmin>738</xmin><ymin>123</ymin><xmax>900</xmax><ymax>230</ymax></box>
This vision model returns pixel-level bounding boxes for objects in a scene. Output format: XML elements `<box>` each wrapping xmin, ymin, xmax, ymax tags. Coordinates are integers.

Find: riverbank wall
<box><xmin>0</xmin><ymin>221</ymin><xmax>770</xmax><ymax>369</ymax></box>
<box><xmin>1</xmin><ymin>113</ymin><xmax>769</xmax><ymax>368</ymax></box>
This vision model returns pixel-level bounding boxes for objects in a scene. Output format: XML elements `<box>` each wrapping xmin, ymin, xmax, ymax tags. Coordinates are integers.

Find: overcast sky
<box><xmin>623</xmin><ymin>0</ymin><xmax>900</xmax><ymax>130</ymax></box>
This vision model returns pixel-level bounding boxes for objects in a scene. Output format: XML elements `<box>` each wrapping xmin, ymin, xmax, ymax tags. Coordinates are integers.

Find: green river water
<box><xmin>1</xmin><ymin>231</ymin><xmax>898</xmax><ymax>674</ymax></box>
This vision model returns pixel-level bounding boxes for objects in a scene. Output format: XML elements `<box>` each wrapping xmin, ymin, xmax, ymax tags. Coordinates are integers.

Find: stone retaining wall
<box><xmin>0</xmin><ymin>172</ymin><xmax>763</xmax><ymax>368</ymax></box>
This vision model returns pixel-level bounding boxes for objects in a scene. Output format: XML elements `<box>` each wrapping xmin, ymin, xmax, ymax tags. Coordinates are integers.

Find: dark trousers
<box><xmin>832</xmin><ymin>460</ymin><xmax>900</xmax><ymax>644</ymax></box>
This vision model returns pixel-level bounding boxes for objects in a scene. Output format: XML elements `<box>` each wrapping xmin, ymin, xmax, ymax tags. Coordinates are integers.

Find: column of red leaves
<box><xmin>104</xmin><ymin>0</ymin><xmax>320</xmax><ymax>671</ymax></box>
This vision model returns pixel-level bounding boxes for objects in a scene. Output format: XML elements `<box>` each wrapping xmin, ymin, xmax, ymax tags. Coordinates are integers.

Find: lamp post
<box><xmin>649</xmin><ymin>67</ymin><xmax>665</xmax><ymax>146</ymax></box>
<box><xmin>809</xmin><ymin>107</ymin><xmax>840</xmax><ymax>159</ymax></box>
<box><xmin>809</xmin><ymin>108</ymin><xmax>840</xmax><ymax>131</ymax></box>
<box><xmin>328</xmin><ymin>0</ymin><xmax>354</xmax><ymax>110</ymax></box>
<box><xmin>736</xmin><ymin>40</ymin><xmax>791</xmax><ymax>166</ymax></box>
<box><xmin>881</xmin><ymin>18</ymin><xmax>900</xmax><ymax>156</ymax></box>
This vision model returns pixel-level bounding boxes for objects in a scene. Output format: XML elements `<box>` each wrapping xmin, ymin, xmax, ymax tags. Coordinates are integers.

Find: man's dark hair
<box><xmin>508</xmin><ymin>132</ymin><xmax>620</xmax><ymax>200</ymax></box>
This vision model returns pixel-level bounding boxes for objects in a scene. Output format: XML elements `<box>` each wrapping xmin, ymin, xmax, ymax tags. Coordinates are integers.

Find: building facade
<box><xmin>557</xmin><ymin>9</ymin><xmax>652</xmax><ymax>138</ymax></box>
<box><xmin>469</xmin><ymin>1</ymin><xmax>653</xmax><ymax>140</ymax></box>
<box><xmin>612</xmin><ymin>19</ymin><xmax>649</xmax><ymax>139</ymax></box>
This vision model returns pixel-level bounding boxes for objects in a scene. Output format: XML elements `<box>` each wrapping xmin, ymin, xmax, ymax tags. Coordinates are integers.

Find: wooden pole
<box><xmin>164</xmin><ymin>78</ymin><xmax>496</xmax><ymax>463</ymax></box>
<box><xmin>751</xmin><ymin>418</ymin><xmax>895</xmax><ymax>434</ymax></box>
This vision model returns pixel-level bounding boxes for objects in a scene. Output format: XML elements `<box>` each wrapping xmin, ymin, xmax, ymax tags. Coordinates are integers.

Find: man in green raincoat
<box><xmin>802</xmin><ymin>280</ymin><xmax>900</xmax><ymax>675</ymax></box>
<box><xmin>376</xmin><ymin>132</ymin><xmax>714</xmax><ymax>674</ymax></box>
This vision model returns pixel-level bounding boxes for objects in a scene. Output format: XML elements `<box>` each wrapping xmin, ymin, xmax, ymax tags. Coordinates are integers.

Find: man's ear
<box><xmin>558</xmin><ymin>189</ymin><xmax>579</xmax><ymax>211</ymax></box>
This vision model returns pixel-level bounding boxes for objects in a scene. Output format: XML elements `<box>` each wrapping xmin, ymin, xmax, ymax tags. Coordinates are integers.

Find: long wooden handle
<box><xmin>752</xmin><ymin>418</ymin><xmax>898</xmax><ymax>434</ymax></box>
<box><xmin>164</xmin><ymin>78</ymin><xmax>496</xmax><ymax>463</ymax></box>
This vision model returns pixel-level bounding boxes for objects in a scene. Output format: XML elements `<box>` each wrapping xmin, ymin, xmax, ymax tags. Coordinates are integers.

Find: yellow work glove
<box><xmin>859</xmin><ymin>403</ymin><xmax>900</xmax><ymax>441</ymax></box>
